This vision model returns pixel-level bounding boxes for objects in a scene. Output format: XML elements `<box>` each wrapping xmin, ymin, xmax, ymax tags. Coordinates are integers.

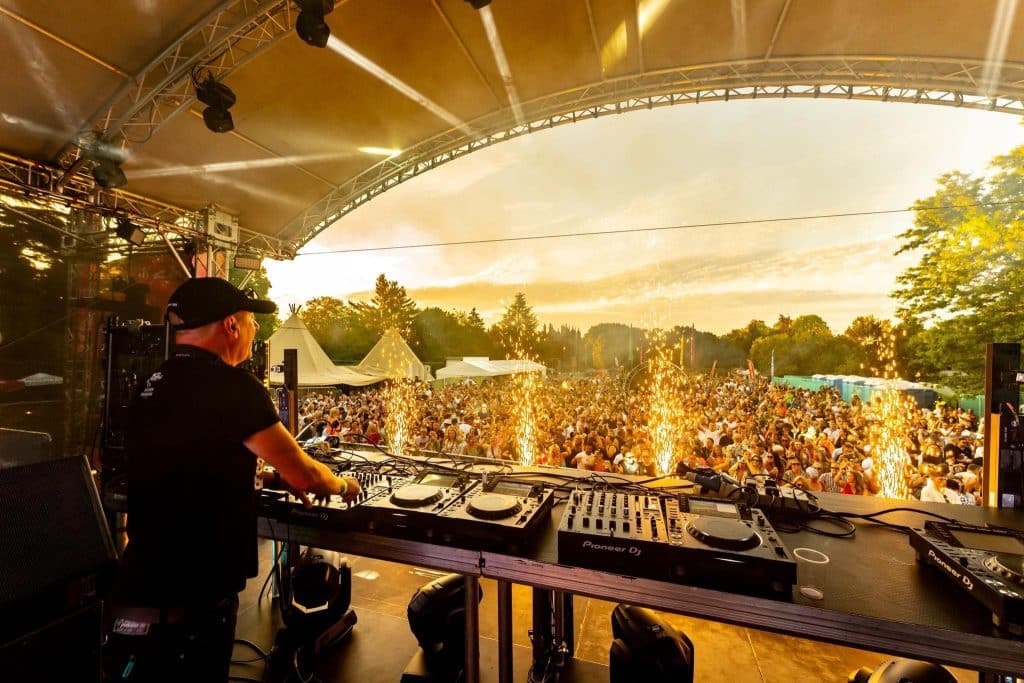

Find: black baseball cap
<box><xmin>166</xmin><ymin>277</ymin><xmax>277</xmax><ymax>329</ymax></box>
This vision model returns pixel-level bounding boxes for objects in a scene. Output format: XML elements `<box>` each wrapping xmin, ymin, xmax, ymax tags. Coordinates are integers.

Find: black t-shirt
<box><xmin>115</xmin><ymin>345</ymin><xmax>280</xmax><ymax>606</ymax></box>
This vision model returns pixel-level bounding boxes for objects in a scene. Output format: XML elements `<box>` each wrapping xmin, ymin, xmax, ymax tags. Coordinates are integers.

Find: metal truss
<box><xmin>55</xmin><ymin>0</ymin><xmax>295</xmax><ymax>171</ymax></box>
<box><xmin>0</xmin><ymin>154</ymin><xmax>294</xmax><ymax>260</ymax></box>
<box><xmin>280</xmin><ymin>55</ymin><xmax>1024</xmax><ymax>249</ymax></box>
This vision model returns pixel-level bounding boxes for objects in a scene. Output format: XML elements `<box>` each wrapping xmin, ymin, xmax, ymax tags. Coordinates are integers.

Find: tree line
<box><xmin>286</xmin><ymin>271</ymin><xmax>912</xmax><ymax>379</ymax></box>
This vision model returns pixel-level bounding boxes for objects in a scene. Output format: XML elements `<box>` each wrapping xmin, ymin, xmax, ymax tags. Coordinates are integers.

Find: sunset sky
<box><xmin>264</xmin><ymin>99</ymin><xmax>1024</xmax><ymax>335</ymax></box>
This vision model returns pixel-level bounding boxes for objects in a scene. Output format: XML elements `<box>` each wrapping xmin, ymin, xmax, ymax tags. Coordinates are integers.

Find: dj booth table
<box><xmin>258</xmin><ymin>482</ymin><xmax>1024</xmax><ymax>681</ymax></box>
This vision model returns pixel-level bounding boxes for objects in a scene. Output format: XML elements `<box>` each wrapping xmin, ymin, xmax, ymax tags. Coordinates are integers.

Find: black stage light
<box><xmin>296</xmin><ymin>0</ymin><xmax>335</xmax><ymax>48</ymax></box>
<box><xmin>849</xmin><ymin>658</ymin><xmax>956</xmax><ymax>683</ymax></box>
<box><xmin>195</xmin><ymin>75</ymin><xmax>236</xmax><ymax>133</ymax></box>
<box><xmin>610</xmin><ymin>605</ymin><xmax>695</xmax><ymax>683</ymax></box>
<box><xmin>407</xmin><ymin>574</ymin><xmax>482</xmax><ymax>667</ymax></box>
<box><xmin>465</xmin><ymin>0</ymin><xmax>492</xmax><ymax>8</ymax></box>
<box><xmin>91</xmin><ymin>157</ymin><xmax>127</xmax><ymax>189</ymax></box>
<box><xmin>114</xmin><ymin>217</ymin><xmax>145</xmax><ymax>246</ymax></box>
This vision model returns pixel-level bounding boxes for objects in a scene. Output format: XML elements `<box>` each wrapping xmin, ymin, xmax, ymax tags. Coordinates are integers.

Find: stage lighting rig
<box><xmin>90</xmin><ymin>154</ymin><xmax>127</xmax><ymax>189</ymax></box>
<box><xmin>193</xmin><ymin>70</ymin><xmax>236</xmax><ymax>133</ymax></box>
<box><xmin>114</xmin><ymin>217</ymin><xmax>145</xmax><ymax>246</ymax></box>
<box><xmin>295</xmin><ymin>0</ymin><xmax>335</xmax><ymax>48</ymax></box>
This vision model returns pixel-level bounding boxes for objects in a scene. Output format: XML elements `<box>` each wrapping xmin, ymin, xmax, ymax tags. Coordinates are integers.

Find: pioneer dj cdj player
<box><xmin>909</xmin><ymin>521</ymin><xmax>1024</xmax><ymax>633</ymax></box>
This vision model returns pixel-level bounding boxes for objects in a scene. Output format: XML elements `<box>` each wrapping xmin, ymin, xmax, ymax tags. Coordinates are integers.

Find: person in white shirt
<box><xmin>920</xmin><ymin>468</ymin><xmax>959</xmax><ymax>504</ymax></box>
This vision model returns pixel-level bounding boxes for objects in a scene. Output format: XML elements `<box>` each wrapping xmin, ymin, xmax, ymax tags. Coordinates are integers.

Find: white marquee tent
<box><xmin>266</xmin><ymin>313</ymin><xmax>383</xmax><ymax>388</ymax></box>
<box><xmin>435</xmin><ymin>357</ymin><xmax>546</xmax><ymax>383</ymax></box>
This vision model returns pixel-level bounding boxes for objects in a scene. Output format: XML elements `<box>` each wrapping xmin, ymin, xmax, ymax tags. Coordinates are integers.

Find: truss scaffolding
<box><xmin>0</xmin><ymin>153</ymin><xmax>294</xmax><ymax>260</ymax></box>
<box><xmin>279</xmin><ymin>55</ymin><xmax>1024</xmax><ymax>249</ymax></box>
<box><xmin>55</xmin><ymin>0</ymin><xmax>295</xmax><ymax>172</ymax></box>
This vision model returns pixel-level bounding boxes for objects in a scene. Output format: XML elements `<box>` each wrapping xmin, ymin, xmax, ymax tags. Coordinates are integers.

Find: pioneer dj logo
<box><xmin>291</xmin><ymin>508</ymin><xmax>329</xmax><ymax>522</ymax></box>
<box><xmin>927</xmin><ymin>549</ymin><xmax>974</xmax><ymax>591</ymax></box>
<box><xmin>582</xmin><ymin>540</ymin><xmax>641</xmax><ymax>556</ymax></box>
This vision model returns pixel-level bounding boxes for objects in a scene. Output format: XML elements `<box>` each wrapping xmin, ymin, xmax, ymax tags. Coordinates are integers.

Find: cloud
<box><xmin>396</xmin><ymin>236</ymin><xmax>913</xmax><ymax>333</ymax></box>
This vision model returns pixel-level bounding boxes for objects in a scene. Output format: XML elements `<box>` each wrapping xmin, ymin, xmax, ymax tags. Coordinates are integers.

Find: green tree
<box><xmin>492</xmin><ymin>293</ymin><xmax>540</xmax><ymax>357</ymax></box>
<box><xmin>229</xmin><ymin>266</ymin><xmax>279</xmax><ymax>340</ymax></box>
<box><xmin>351</xmin><ymin>274</ymin><xmax>419</xmax><ymax>339</ymax></box>
<box><xmin>300</xmin><ymin>296</ymin><xmax>347</xmax><ymax>345</ymax></box>
<box><xmin>893</xmin><ymin>148</ymin><xmax>1024</xmax><ymax>392</ymax></box>
<box><xmin>751</xmin><ymin>315</ymin><xmax>859</xmax><ymax>376</ymax></box>
<box><xmin>413</xmin><ymin>307</ymin><xmax>493</xmax><ymax>364</ymax></box>
<box><xmin>843</xmin><ymin>315</ymin><xmax>894</xmax><ymax>375</ymax></box>
<box><xmin>584</xmin><ymin>323</ymin><xmax>643</xmax><ymax>368</ymax></box>
<box><xmin>723</xmin><ymin>319</ymin><xmax>771</xmax><ymax>357</ymax></box>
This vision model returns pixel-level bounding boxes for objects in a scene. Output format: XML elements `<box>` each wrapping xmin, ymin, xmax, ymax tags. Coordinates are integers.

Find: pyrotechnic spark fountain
<box><xmin>501</xmin><ymin>319</ymin><xmax>544</xmax><ymax>467</ymax></box>
<box><xmin>866</xmin><ymin>328</ymin><xmax>912</xmax><ymax>499</ymax></box>
<box><xmin>379</xmin><ymin>327</ymin><xmax>421</xmax><ymax>456</ymax></box>
<box><xmin>384</xmin><ymin>379</ymin><xmax>419</xmax><ymax>457</ymax></box>
<box><xmin>511</xmin><ymin>367</ymin><xmax>541</xmax><ymax>466</ymax></box>
<box><xmin>643</xmin><ymin>342</ymin><xmax>687</xmax><ymax>476</ymax></box>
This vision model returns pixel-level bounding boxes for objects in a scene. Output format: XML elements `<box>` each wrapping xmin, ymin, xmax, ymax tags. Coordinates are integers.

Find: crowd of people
<box><xmin>296</xmin><ymin>372</ymin><xmax>984</xmax><ymax>505</ymax></box>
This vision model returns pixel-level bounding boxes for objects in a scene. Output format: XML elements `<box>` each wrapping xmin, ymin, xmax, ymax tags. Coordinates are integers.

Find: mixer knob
<box><xmin>582</xmin><ymin>517</ymin><xmax>590</xmax><ymax>528</ymax></box>
<box><xmin>596</xmin><ymin>519</ymin><xmax>603</xmax><ymax>530</ymax></box>
<box><xmin>623</xmin><ymin>521</ymin><xmax>630</xmax><ymax>533</ymax></box>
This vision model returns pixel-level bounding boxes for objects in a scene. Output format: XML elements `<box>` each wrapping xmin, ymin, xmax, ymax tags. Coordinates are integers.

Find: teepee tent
<box><xmin>357</xmin><ymin>328</ymin><xmax>431</xmax><ymax>381</ymax></box>
<box><xmin>267</xmin><ymin>312</ymin><xmax>383</xmax><ymax>387</ymax></box>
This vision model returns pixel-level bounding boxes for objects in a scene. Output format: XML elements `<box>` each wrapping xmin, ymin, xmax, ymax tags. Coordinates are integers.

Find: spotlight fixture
<box><xmin>114</xmin><ymin>217</ymin><xmax>146</xmax><ymax>246</ymax></box>
<box><xmin>295</xmin><ymin>0</ymin><xmax>335</xmax><ymax>48</ymax></box>
<box><xmin>465</xmin><ymin>0</ymin><xmax>491</xmax><ymax>8</ymax></box>
<box><xmin>195</xmin><ymin>72</ymin><xmax>237</xmax><ymax>133</ymax></box>
<box><xmin>91</xmin><ymin>157</ymin><xmax>128</xmax><ymax>189</ymax></box>
<box><xmin>233</xmin><ymin>253</ymin><xmax>262</xmax><ymax>271</ymax></box>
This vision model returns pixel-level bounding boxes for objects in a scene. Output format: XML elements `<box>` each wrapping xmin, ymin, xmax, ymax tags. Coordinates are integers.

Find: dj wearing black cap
<box><xmin>104</xmin><ymin>278</ymin><xmax>361</xmax><ymax>682</ymax></box>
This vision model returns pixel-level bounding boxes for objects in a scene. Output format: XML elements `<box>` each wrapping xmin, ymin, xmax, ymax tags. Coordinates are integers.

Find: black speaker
<box><xmin>983</xmin><ymin>343</ymin><xmax>1024</xmax><ymax>508</ymax></box>
<box><xmin>0</xmin><ymin>456</ymin><xmax>116</xmax><ymax>640</ymax></box>
<box><xmin>0</xmin><ymin>427</ymin><xmax>52</xmax><ymax>467</ymax></box>
<box><xmin>610</xmin><ymin>605</ymin><xmax>695</xmax><ymax>683</ymax></box>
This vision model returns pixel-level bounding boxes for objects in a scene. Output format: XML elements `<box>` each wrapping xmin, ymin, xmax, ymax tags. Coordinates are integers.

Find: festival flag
<box><xmin>747</xmin><ymin>358</ymin><xmax>756</xmax><ymax>380</ymax></box>
<box><xmin>770</xmin><ymin>349</ymin><xmax>775</xmax><ymax>378</ymax></box>
<box><xmin>710</xmin><ymin>360</ymin><xmax>718</xmax><ymax>379</ymax></box>
<box><xmin>690</xmin><ymin>336</ymin><xmax>696</xmax><ymax>367</ymax></box>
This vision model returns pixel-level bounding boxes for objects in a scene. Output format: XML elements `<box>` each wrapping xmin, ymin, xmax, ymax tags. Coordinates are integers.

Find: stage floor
<box><xmin>230</xmin><ymin>541</ymin><xmax>977</xmax><ymax>683</ymax></box>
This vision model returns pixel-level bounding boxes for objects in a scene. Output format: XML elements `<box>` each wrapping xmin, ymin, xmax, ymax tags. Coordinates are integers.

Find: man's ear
<box><xmin>223</xmin><ymin>315</ymin><xmax>239</xmax><ymax>335</ymax></box>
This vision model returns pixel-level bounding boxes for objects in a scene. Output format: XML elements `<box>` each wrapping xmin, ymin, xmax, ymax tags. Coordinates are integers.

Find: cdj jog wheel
<box><xmin>686</xmin><ymin>517</ymin><xmax>761</xmax><ymax>551</ymax></box>
<box><xmin>986</xmin><ymin>553</ymin><xmax>1024</xmax><ymax>586</ymax></box>
<box><xmin>467</xmin><ymin>493</ymin><xmax>522</xmax><ymax>520</ymax></box>
<box><xmin>390</xmin><ymin>484</ymin><xmax>444</xmax><ymax>508</ymax></box>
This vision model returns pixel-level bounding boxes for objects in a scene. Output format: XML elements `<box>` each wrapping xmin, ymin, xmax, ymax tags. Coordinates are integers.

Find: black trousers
<box><xmin>102</xmin><ymin>596</ymin><xmax>239</xmax><ymax>683</ymax></box>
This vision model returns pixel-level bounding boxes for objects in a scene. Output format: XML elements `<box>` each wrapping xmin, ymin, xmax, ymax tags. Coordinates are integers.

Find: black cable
<box><xmin>231</xmin><ymin>638</ymin><xmax>269</xmax><ymax>664</ymax></box>
<box><xmin>296</xmin><ymin>198</ymin><xmax>1024</xmax><ymax>256</ymax></box>
<box><xmin>799</xmin><ymin>514</ymin><xmax>857</xmax><ymax>538</ymax></box>
<box><xmin>0</xmin><ymin>314</ymin><xmax>68</xmax><ymax>353</ymax></box>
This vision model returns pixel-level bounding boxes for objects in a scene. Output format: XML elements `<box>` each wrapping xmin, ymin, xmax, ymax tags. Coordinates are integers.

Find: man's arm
<box><xmin>245</xmin><ymin>422</ymin><xmax>360</xmax><ymax>502</ymax></box>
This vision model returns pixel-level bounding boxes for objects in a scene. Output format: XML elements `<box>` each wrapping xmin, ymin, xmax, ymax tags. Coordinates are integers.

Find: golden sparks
<box><xmin>642</xmin><ymin>337</ymin><xmax>688</xmax><ymax>476</ymax></box>
<box><xmin>867</xmin><ymin>327</ymin><xmax>912</xmax><ymax>499</ymax></box>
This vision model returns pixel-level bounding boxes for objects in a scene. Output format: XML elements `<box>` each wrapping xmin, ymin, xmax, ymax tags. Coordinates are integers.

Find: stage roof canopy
<box><xmin>2</xmin><ymin>0</ymin><xmax>1023</xmax><ymax>256</ymax></box>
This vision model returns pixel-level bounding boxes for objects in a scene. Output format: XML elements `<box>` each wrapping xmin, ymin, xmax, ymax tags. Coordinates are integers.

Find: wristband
<box><xmin>339</xmin><ymin>477</ymin><xmax>348</xmax><ymax>496</ymax></box>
